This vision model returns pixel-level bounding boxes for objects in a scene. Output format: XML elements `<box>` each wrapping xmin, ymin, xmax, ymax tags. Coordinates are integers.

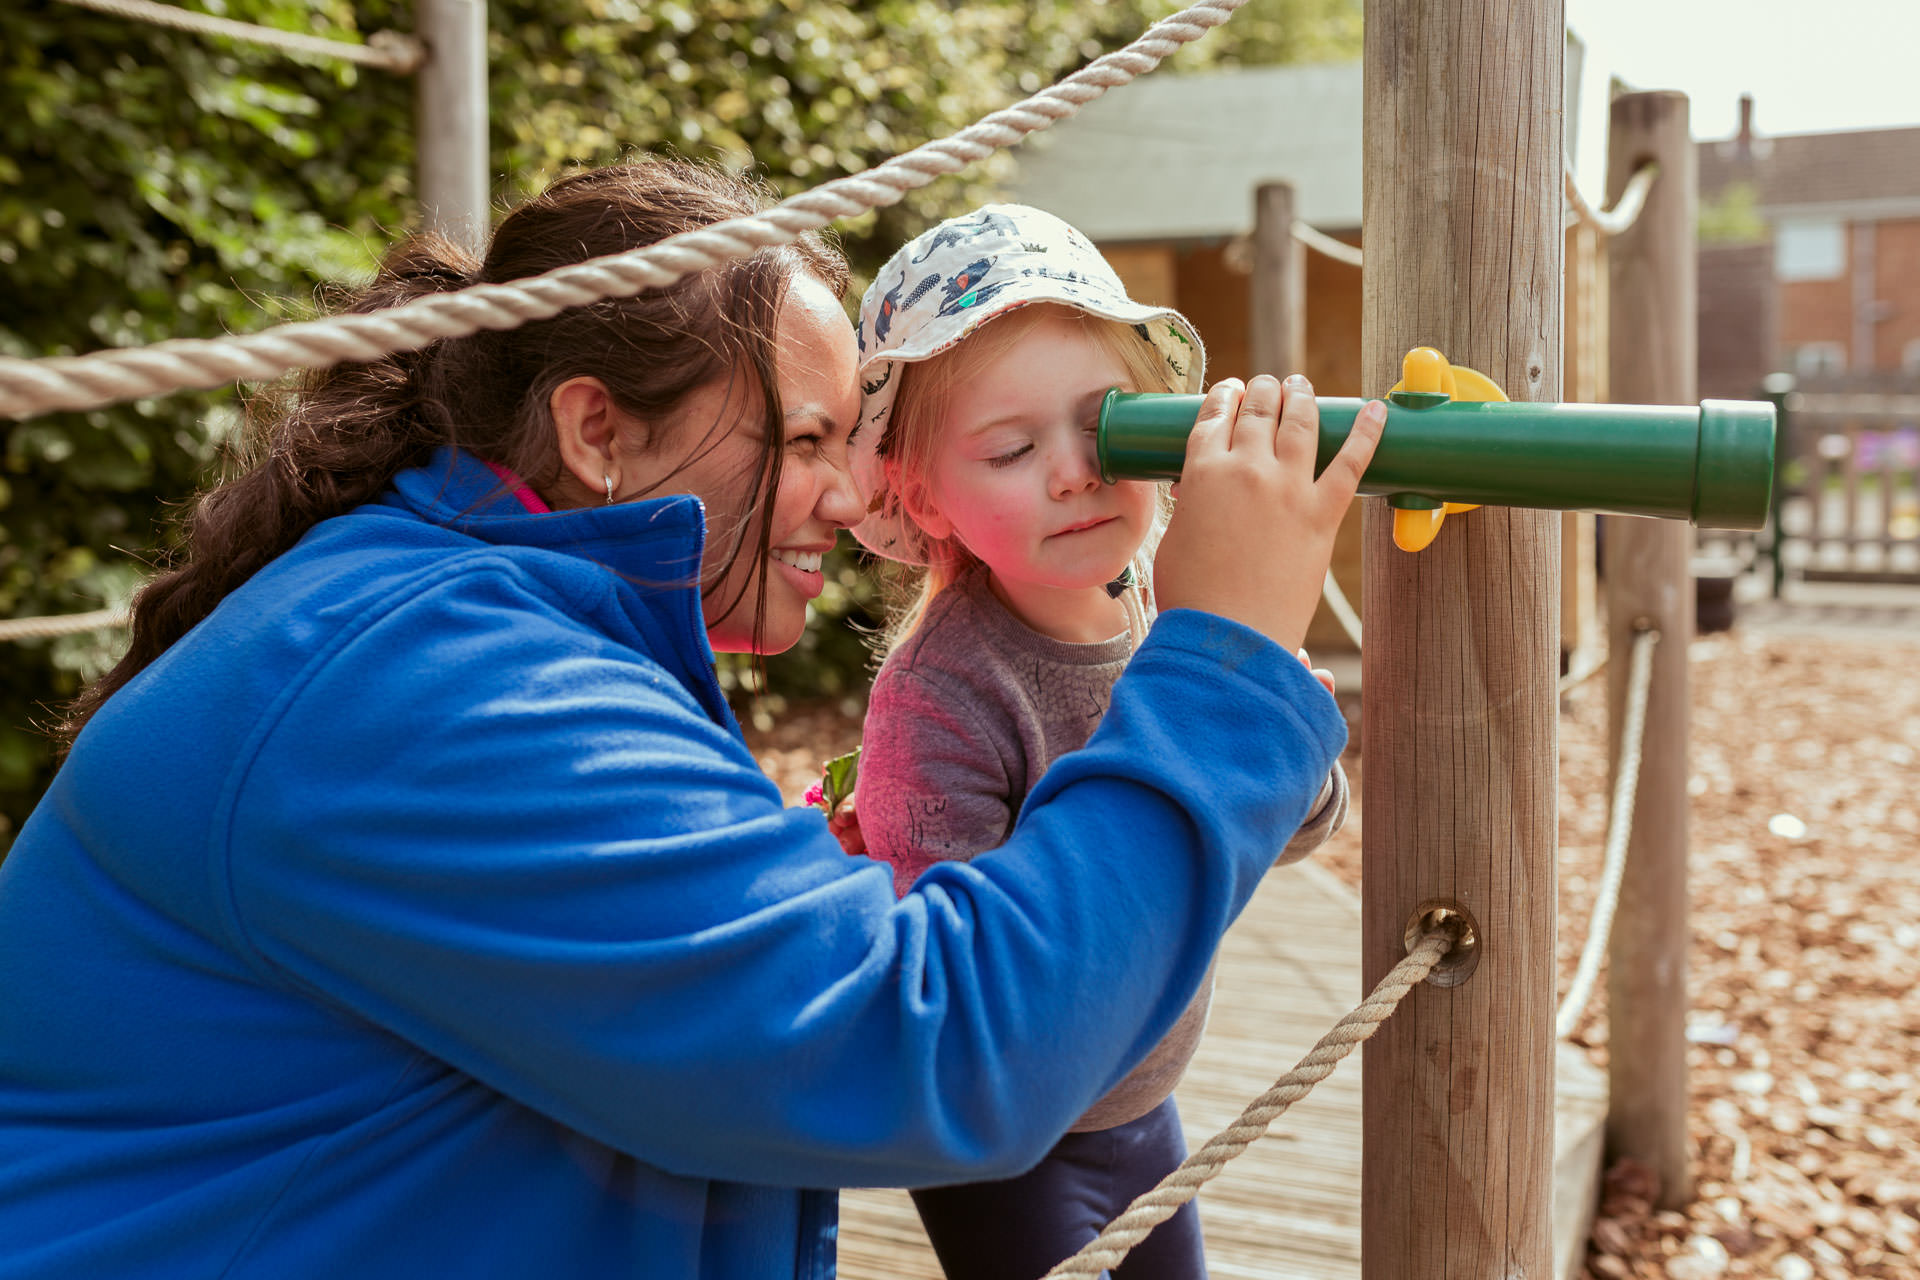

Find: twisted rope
<box><xmin>0</xmin><ymin>607</ymin><xmax>130</xmax><ymax>642</ymax></box>
<box><xmin>54</xmin><ymin>0</ymin><xmax>421</xmax><ymax>72</ymax></box>
<box><xmin>1555</xmin><ymin>625</ymin><xmax>1659</xmax><ymax>1039</ymax></box>
<box><xmin>1320</xmin><ymin>570</ymin><xmax>1362</xmax><ymax>649</ymax></box>
<box><xmin>0</xmin><ymin>0</ymin><xmax>1249</xmax><ymax>423</ymax></box>
<box><xmin>1557</xmin><ymin>647</ymin><xmax>1607</xmax><ymax>696</ymax></box>
<box><xmin>1291</xmin><ymin>220</ymin><xmax>1362</xmax><ymax>267</ymax></box>
<box><xmin>1041</xmin><ymin>926</ymin><xmax>1456</xmax><ymax>1278</ymax></box>
<box><xmin>1564</xmin><ymin>163</ymin><xmax>1659</xmax><ymax>236</ymax></box>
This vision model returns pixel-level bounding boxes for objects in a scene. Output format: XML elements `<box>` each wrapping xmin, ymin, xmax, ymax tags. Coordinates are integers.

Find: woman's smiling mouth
<box><xmin>769</xmin><ymin>547</ymin><xmax>825</xmax><ymax>573</ymax></box>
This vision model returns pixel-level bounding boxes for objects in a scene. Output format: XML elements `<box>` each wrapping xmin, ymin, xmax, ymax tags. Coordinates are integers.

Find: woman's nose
<box><xmin>817</xmin><ymin>451</ymin><xmax>866</xmax><ymax>529</ymax></box>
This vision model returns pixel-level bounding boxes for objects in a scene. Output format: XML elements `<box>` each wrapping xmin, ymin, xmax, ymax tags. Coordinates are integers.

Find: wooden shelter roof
<box><xmin>1006</xmin><ymin>62</ymin><xmax>1365</xmax><ymax>244</ymax></box>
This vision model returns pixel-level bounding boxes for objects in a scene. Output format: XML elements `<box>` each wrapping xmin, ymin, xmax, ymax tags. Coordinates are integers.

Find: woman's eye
<box><xmin>988</xmin><ymin>444</ymin><xmax>1033</xmax><ymax>469</ymax></box>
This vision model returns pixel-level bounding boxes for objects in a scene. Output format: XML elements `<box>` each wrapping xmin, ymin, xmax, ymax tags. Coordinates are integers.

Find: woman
<box><xmin>0</xmin><ymin>160</ymin><xmax>1381</xmax><ymax>1280</ymax></box>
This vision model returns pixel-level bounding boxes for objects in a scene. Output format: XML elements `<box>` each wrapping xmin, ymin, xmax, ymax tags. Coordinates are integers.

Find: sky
<box><xmin>1563</xmin><ymin>0</ymin><xmax>1920</xmax><ymax>193</ymax></box>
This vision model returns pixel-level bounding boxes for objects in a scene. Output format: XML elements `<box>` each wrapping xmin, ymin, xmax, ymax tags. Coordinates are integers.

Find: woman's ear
<box><xmin>551</xmin><ymin>376</ymin><xmax>626</xmax><ymax>500</ymax></box>
<box><xmin>889</xmin><ymin>460</ymin><xmax>952</xmax><ymax>541</ymax></box>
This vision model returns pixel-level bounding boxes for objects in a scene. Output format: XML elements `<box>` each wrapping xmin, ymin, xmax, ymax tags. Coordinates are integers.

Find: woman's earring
<box><xmin>604</xmin><ymin>475</ymin><xmax>615</xmax><ymax>505</ymax></box>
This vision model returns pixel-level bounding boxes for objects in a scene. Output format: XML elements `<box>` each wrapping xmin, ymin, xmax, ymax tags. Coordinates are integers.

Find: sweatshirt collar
<box><xmin>383</xmin><ymin>449</ymin><xmax>739</xmax><ymax>729</ymax></box>
<box><xmin>387</xmin><ymin>448</ymin><xmax>710</xmax><ymax>586</ymax></box>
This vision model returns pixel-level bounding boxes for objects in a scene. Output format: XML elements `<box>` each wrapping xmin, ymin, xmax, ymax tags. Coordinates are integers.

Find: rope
<box><xmin>1555</xmin><ymin>625</ymin><xmax>1659</xmax><ymax>1039</ymax></box>
<box><xmin>0</xmin><ymin>608</ymin><xmax>130</xmax><ymax>642</ymax></box>
<box><xmin>1556</xmin><ymin>647</ymin><xmax>1606</xmax><ymax>696</ymax></box>
<box><xmin>0</xmin><ymin>0</ymin><xmax>1250</xmax><ymax>423</ymax></box>
<box><xmin>53</xmin><ymin>0</ymin><xmax>421</xmax><ymax>72</ymax></box>
<box><xmin>1563</xmin><ymin>163</ymin><xmax>1659</xmax><ymax>236</ymax></box>
<box><xmin>1320</xmin><ymin>570</ymin><xmax>1362</xmax><ymax>649</ymax></box>
<box><xmin>1041</xmin><ymin>926</ymin><xmax>1456</xmax><ymax>1278</ymax></box>
<box><xmin>1291</xmin><ymin>220</ymin><xmax>1362</xmax><ymax>267</ymax></box>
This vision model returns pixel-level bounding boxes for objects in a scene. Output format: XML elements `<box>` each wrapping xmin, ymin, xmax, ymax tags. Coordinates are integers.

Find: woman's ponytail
<box><xmin>58</xmin><ymin>234</ymin><xmax>478</xmax><ymax>743</ymax></box>
<box><xmin>61</xmin><ymin>159</ymin><xmax>848</xmax><ymax>746</ymax></box>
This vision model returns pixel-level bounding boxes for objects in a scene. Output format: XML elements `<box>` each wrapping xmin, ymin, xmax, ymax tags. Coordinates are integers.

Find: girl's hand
<box><xmin>1154</xmin><ymin>375</ymin><xmax>1384</xmax><ymax>654</ymax></box>
<box><xmin>1299</xmin><ymin>648</ymin><xmax>1336</xmax><ymax>696</ymax></box>
<box><xmin>827</xmin><ymin>795</ymin><xmax>865</xmax><ymax>858</ymax></box>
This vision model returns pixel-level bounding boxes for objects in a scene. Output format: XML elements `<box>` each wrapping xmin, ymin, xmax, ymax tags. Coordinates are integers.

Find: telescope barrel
<box><xmin>1096</xmin><ymin>392</ymin><xmax>1777</xmax><ymax>531</ymax></box>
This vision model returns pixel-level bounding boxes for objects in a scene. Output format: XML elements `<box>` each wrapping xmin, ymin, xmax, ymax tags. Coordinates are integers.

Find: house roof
<box><xmin>1698</xmin><ymin>124</ymin><xmax>1920</xmax><ymax>220</ymax></box>
<box><xmin>1005</xmin><ymin>62</ymin><xmax>1365</xmax><ymax>244</ymax></box>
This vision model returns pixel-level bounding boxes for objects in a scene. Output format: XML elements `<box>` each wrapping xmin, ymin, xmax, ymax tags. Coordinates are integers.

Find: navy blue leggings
<box><xmin>909</xmin><ymin>1095</ymin><xmax>1207</xmax><ymax>1280</ymax></box>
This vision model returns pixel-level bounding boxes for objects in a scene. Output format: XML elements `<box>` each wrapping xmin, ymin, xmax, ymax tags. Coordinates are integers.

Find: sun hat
<box><xmin>849</xmin><ymin>203</ymin><xmax>1206</xmax><ymax>566</ymax></box>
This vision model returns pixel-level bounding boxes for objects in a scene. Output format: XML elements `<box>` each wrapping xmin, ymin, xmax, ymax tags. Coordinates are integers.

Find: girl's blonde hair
<box><xmin>877</xmin><ymin>304</ymin><xmax>1180</xmax><ymax>654</ymax></box>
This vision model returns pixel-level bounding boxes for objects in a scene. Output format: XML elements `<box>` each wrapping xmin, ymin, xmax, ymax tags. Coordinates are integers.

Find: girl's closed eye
<box><xmin>988</xmin><ymin>442</ymin><xmax>1033</xmax><ymax>469</ymax></box>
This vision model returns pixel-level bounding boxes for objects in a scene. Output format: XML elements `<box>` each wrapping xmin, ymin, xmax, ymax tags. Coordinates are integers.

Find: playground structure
<box><xmin>0</xmin><ymin>2</ymin><xmax>1789</xmax><ymax>1277</ymax></box>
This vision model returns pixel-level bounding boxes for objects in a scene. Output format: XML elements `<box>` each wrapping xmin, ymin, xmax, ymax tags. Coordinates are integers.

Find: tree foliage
<box><xmin>0</xmin><ymin>0</ymin><xmax>1359</xmax><ymax>846</ymax></box>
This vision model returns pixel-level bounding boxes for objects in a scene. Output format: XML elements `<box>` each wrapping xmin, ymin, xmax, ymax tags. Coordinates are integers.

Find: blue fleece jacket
<box><xmin>0</xmin><ymin>449</ymin><xmax>1347</xmax><ymax>1280</ymax></box>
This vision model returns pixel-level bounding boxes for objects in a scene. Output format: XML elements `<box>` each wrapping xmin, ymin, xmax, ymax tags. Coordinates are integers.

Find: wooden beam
<box><xmin>1251</xmin><ymin>182</ymin><xmax>1306</xmax><ymax>378</ymax></box>
<box><xmin>1603</xmin><ymin>88</ymin><xmax>1697</xmax><ymax>1210</ymax></box>
<box><xmin>1359</xmin><ymin>2</ymin><xmax>1564</xmax><ymax>1276</ymax></box>
<box><xmin>415</xmin><ymin>0</ymin><xmax>490</xmax><ymax>253</ymax></box>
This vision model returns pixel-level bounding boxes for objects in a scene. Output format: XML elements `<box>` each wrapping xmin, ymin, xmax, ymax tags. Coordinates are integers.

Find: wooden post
<box><xmin>416</xmin><ymin>0</ymin><xmax>490</xmax><ymax>253</ymax></box>
<box><xmin>1603</xmin><ymin>89</ymin><xmax>1696</xmax><ymax>1210</ymax></box>
<box><xmin>1563</xmin><ymin>221</ymin><xmax>1603</xmax><ymax>666</ymax></box>
<box><xmin>1359</xmin><ymin>3</ymin><xmax>1563</xmax><ymax>1276</ymax></box>
<box><xmin>1251</xmin><ymin>182</ymin><xmax>1306</xmax><ymax>377</ymax></box>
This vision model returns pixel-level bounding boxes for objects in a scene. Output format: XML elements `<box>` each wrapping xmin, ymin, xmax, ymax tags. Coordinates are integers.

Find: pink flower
<box><xmin>802</xmin><ymin>781</ymin><xmax>826</xmax><ymax>810</ymax></box>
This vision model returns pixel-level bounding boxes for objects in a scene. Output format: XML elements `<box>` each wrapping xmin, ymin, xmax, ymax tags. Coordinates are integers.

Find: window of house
<box><xmin>1775</xmin><ymin>219</ymin><xmax>1846</xmax><ymax>281</ymax></box>
<box><xmin>1792</xmin><ymin>342</ymin><xmax>1847</xmax><ymax>377</ymax></box>
<box><xmin>1903</xmin><ymin>340</ymin><xmax>1920</xmax><ymax>375</ymax></box>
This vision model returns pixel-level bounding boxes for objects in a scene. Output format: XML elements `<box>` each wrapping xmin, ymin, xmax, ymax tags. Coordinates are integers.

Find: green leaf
<box><xmin>822</xmin><ymin>746</ymin><xmax>862</xmax><ymax>813</ymax></box>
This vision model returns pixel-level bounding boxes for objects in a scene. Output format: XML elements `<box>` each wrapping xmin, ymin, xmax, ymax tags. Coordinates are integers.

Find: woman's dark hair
<box><xmin>61</xmin><ymin>158</ymin><xmax>849</xmax><ymax>743</ymax></box>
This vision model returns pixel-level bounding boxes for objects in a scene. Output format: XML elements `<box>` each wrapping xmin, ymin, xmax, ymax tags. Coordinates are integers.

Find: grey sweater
<box><xmin>859</xmin><ymin>566</ymin><xmax>1349</xmax><ymax>1131</ymax></box>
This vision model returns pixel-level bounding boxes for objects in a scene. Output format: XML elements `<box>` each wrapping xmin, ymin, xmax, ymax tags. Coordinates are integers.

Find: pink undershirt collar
<box><xmin>481</xmin><ymin>459</ymin><xmax>551</xmax><ymax>514</ymax></box>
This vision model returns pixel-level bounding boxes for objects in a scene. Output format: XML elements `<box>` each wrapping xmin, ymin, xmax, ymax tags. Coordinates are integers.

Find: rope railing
<box><xmin>1291</xmin><ymin>220</ymin><xmax>1362</xmax><ymax>267</ymax></box>
<box><xmin>0</xmin><ymin>607</ymin><xmax>130</xmax><ymax>643</ymax></box>
<box><xmin>1555</xmin><ymin>624</ymin><xmax>1659</xmax><ymax>1038</ymax></box>
<box><xmin>1558</xmin><ymin>646</ymin><xmax>1607</xmax><ymax>696</ymax></box>
<box><xmin>1320</xmin><ymin>571</ymin><xmax>1362</xmax><ymax>649</ymax></box>
<box><xmin>0</xmin><ymin>0</ymin><xmax>1251</xmax><ymax>424</ymax></box>
<box><xmin>1042</xmin><ymin>924</ymin><xmax>1458</xmax><ymax>1278</ymax></box>
<box><xmin>1564</xmin><ymin>162</ymin><xmax>1659</xmax><ymax>236</ymax></box>
<box><xmin>53</xmin><ymin>0</ymin><xmax>422</xmax><ymax>72</ymax></box>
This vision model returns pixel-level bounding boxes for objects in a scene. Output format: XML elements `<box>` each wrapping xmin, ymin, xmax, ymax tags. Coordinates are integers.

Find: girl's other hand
<box><xmin>1153</xmin><ymin>374</ymin><xmax>1384</xmax><ymax>654</ymax></box>
<box><xmin>1298</xmin><ymin>648</ymin><xmax>1336</xmax><ymax>696</ymax></box>
<box><xmin>827</xmin><ymin>795</ymin><xmax>866</xmax><ymax>858</ymax></box>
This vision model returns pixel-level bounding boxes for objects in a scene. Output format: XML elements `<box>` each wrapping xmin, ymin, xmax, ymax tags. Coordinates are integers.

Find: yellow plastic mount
<box><xmin>1385</xmin><ymin>346</ymin><xmax>1509</xmax><ymax>551</ymax></box>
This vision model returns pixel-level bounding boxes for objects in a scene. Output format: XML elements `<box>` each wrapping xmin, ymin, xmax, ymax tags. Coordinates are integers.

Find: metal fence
<box><xmin>1693</xmin><ymin>376</ymin><xmax>1920</xmax><ymax>594</ymax></box>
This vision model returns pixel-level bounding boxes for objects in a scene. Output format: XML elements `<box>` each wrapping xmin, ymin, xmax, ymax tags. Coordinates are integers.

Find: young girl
<box><xmin>848</xmin><ymin>204</ymin><xmax>1351</xmax><ymax>1280</ymax></box>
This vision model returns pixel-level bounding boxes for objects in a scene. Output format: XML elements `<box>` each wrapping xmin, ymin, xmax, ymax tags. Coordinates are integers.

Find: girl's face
<box><xmin>915</xmin><ymin>311</ymin><xmax>1160</xmax><ymax>627</ymax></box>
<box><xmin>666</xmin><ymin>274</ymin><xmax>865</xmax><ymax>654</ymax></box>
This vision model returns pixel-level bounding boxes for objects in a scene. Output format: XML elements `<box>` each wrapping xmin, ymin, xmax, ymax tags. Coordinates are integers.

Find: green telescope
<box><xmin>1097</xmin><ymin>390</ymin><xmax>1777</xmax><ymax>532</ymax></box>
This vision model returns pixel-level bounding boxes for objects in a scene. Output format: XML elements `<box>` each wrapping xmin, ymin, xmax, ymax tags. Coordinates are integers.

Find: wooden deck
<box><xmin>837</xmin><ymin>859</ymin><xmax>1607</xmax><ymax>1280</ymax></box>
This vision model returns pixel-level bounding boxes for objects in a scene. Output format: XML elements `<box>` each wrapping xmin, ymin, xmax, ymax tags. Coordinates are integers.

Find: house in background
<box><xmin>1698</xmin><ymin>98</ymin><xmax>1920</xmax><ymax>396</ymax></box>
<box><xmin>1007</xmin><ymin>61</ymin><xmax>1367</xmax><ymax>393</ymax></box>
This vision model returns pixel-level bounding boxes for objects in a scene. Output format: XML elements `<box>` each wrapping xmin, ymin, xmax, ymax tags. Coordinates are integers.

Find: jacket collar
<box><xmin>388</xmin><ymin>448</ymin><xmax>709</xmax><ymax>582</ymax></box>
<box><xmin>383</xmin><ymin>448</ymin><xmax>738</xmax><ymax>729</ymax></box>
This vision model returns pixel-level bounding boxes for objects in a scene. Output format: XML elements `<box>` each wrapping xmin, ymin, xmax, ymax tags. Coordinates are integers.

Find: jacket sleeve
<box><xmin>855</xmin><ymin>663</ymin><xmax>1015</xmax><ymax>895</ymax></box>
<box><xmin>222</xmin><ymin>565</ymin><xmax>1347</xmax><ymax>1190</ymax></box>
